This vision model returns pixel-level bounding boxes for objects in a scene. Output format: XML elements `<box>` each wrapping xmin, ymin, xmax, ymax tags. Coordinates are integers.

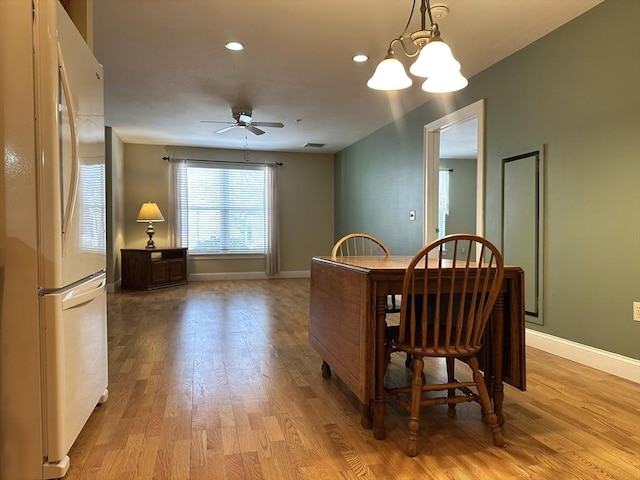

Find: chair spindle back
<box><xmin>398</xmin><ymin>234</ymin><xmax>504</xmax><ymax>355</ymax></box>
<box><xmin>331</xmin><ymin>233</ymin><xmax>390</xmax><ymax>258</ymax></box>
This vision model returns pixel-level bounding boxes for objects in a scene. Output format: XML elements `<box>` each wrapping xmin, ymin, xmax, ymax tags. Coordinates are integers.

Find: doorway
<box><xmin>423</xmin><ymin>99</ymin><xmax>485</xmax><ymax>245</ymax></box>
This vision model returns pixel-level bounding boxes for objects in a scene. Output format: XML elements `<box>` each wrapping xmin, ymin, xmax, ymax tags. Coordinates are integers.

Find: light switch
<box><xmin>409</xmin><ymin>210</ymin><xmax>416</xmax><ymax>221</ymax></box>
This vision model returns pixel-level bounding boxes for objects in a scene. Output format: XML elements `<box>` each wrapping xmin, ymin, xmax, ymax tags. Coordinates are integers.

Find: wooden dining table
<box><xmin>308</xmin><ymin>255</ymin><xmax>526</xmax><ymax>440</ymax></box>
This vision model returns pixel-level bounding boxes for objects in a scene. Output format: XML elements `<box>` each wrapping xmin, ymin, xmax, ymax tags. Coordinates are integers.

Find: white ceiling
<box><xmin>440</xmin><ymin>116</ymin><xmax>478</xmax><ymax>159</ymax></box>
<box><xmin>93</xmin><ymin>0</ymin><xmax>604</xmax><ymax>155</ymax></box>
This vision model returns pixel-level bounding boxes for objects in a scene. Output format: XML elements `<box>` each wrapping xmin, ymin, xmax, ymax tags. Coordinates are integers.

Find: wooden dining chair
<box><xmin>331</xmin><ymin>233</ymin><xmax>401</xmax><ymax>313</ymax></box>
<box><xmin>384</xmin><ymin>234</ymin><xmax>506</xmax><ymax>457</ymax></box>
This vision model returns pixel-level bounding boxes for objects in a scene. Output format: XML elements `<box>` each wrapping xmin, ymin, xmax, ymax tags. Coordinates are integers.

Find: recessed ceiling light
<box><xmin>352</xmin><ymin>54</ymin><xmax>368</xmax><ymax>63</ymax></box>
<box><xmin>225</xmin><ymin>41</ymin><xmax>244</xmax><ymax>51</ymax></box>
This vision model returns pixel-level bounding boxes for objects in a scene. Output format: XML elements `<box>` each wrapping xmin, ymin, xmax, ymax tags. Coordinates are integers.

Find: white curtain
<box><xmin>169</xmin><ymin>159</ymin><xmax>188</xmax><ymax>247</ymax></box>
<box><xmin>264</xmin><ymin>163</ymin><xmax>280</xmax><ymax>275</ymax></box>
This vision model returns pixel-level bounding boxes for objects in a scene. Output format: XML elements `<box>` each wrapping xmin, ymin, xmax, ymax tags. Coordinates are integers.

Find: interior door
<box><xmin>424</xmin><ymin>100</ymin><xmax>486</xmax><ymax>250</ymax></box>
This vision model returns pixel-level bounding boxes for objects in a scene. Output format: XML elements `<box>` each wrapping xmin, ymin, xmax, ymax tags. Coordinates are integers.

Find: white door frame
<box><xmin>423</xmin><ymin>99</ymin><xmax>486</xmax><ymax>245</ymax></box>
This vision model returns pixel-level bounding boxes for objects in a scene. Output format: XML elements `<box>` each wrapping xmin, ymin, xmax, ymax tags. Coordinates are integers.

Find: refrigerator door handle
<box><xmin>58</xmin><ymin>42</ymin><xmax>79</xmax><ymax>256</ymax></box>
<box><xmin>61</xmin><ymin>276</ymin><xmax>105</xmax><ymax>311</ymax></box>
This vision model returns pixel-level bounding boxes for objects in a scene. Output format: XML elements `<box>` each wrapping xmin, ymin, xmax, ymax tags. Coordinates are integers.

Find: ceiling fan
<box><xmin>201</xmin><ymin>107</ymin><xmax>284</xmax><ymax>136</ymax></box>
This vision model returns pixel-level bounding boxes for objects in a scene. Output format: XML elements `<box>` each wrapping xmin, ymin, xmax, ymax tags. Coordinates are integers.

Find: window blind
<box><xmin>79</xmin><ymin>162</ymin><xmax>106</xmax><ymax>253</ymax></box>
<box><xmin>176</xmin><ymin>162</ymin><xmax>266</xmax><ymax>254</ymax></box>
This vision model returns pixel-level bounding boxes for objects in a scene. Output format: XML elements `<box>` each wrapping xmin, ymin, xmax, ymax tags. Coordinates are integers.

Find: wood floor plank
<box><xmin>64</xmin><ymin>279</ymin><xmax>640</xmax><ymax>479</ymax></box>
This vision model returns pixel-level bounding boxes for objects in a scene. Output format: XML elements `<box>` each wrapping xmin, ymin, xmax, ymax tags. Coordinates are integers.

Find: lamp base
<box><xmin>145</xmin><ymin>223</ymin><xmax>156</xmax><ymax>249</ymax></box>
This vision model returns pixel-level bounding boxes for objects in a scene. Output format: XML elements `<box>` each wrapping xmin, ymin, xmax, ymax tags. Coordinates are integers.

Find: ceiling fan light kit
<box><xmin>201</xmin><ymin>107</ymin><xmax>284</xmax><ymax>136</ymax></box>
<box><xmin>367</xmin><ymin>0</ymin><xmax>467</xmax><ymax>93</ymax></box>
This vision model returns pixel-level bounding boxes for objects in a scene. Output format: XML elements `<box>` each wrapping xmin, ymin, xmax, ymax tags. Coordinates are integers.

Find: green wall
<box><xmin>335</xmin><ymin>0</ymin><xmax>640</xmax><ymax>359</ymax></box>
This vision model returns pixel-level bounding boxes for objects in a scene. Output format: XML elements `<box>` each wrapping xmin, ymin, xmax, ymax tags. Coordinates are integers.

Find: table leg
<box><xmin>483</xmin><ymin>319</ymin><xmax>495</xmax><ymax>402</ymax></box>
<box><xmin>492</xmin><ymin>293</ymin><xmax>506</xmax><ymax>426</ymax></box>
<box><xmin>373</xmin><ymin>295</ymin><xmax>387</xmax><ymax>440</ymax></box>
<box><xmin>361</xmin><ymin>402</ymin><xmax>372</xmax><ymax>429</ymax></box>
<box><xmin>321</xmin><ymin>360</ymin><xmax>332</xmax><ymax>379</ymax></box>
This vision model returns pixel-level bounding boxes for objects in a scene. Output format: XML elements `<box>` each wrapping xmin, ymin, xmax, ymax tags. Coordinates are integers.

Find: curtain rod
<box><xmin>162</xmin><ymin>156</ymin><xmax>283</xmax><ymax>166</ymax></box>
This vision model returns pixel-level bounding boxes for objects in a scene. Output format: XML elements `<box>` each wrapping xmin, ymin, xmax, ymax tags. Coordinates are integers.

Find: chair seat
<box><xmin>393</xmin><ymin>342</ymin><xmax>481</xmax><ymax>358</ymax></box>
<box><xmin>386</xmin><ymin>325</ymin><xmax>481</xmax><ymax>357</ymax></box>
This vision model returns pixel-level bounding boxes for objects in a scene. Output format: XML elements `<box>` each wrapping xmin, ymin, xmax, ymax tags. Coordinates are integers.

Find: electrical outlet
<box><xmin>634</xmin><ymin>302</ymin><xmax>640</xmax><ymax>322</ymax></box>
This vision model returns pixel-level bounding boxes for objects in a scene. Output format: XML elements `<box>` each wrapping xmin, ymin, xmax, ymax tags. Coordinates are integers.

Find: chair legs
<box><xmin>446</xmin><ymin>357</ymin><xmax>456</xmax><ymax>415</ymax></box>
<box><xmin>407</xmin><ymin>356</ymin><xmax>425</xmax><ymax>457</ymax></box>
<box><xmin>392</xmin><ymin>354</ymin><xmax>506</xmax><ymax>457</ymax></box>
<box><xmin>468</xmin><ymin>356</ymin><xmax>506</xmax><ymax>448</ymax></box>
<box><xmin>404</xmin><ymin>353</ymin><xmax>413</xmax><ymax>369</ymax></box>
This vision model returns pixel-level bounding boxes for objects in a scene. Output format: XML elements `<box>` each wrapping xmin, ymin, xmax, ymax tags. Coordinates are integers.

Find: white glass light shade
<box><xmin>136</xmin><ymin>202</ymin><xmax>165</xmax><ymax>222</ymax></box>
<box><xmin>367</xmin><ymin>56</ymin><xmax>413</xmax><ymax>90</ymax></box>
<box><xmin>409</xmin><ymin>39</ymin><xmax>460</xmax><ymax>78</ymax></box>
<box><xmin>421</xmin><ymin>69</ymin><xmax>469</xmax><ymax>93</ymax></box>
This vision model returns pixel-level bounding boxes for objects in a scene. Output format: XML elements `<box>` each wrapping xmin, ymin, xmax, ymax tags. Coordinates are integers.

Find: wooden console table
<box><xmin>308</xmin><ymin>255</ymin><xmax>526</xmax><ymax>440</ymax></box>
<box><xmin>121</xmin><ymin>248</ymin><xmax>188</xmax><ymax>290</ymax></box>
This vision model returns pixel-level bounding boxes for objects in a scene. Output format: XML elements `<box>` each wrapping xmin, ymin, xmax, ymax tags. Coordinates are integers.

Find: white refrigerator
<box><xmin>0</xmin><ymin>1</ymin><xmax>108</xmax><ymax>478</ymax></box>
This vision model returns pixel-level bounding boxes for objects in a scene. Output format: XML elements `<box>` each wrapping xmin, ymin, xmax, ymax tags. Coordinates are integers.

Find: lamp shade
<box><xmin>367</xmin><ymin>55</ymin><xmax>413</xmax><ymax>90</ymax></box>
<box><xmin>136</xmin><ymin>202</ymin><xmax>165</xmax><ymax>222</ymax></box>
<box><xmin>421</xmin><ymin>69</ymin><xmax>468</xmax><ymax>93</ymax></box>
<box><xmin>410</xmin><ymin>38</ymin><xmax>461</xmax><ymax>78</ymax></box>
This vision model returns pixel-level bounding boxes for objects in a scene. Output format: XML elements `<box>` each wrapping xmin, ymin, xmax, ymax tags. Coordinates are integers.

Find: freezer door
<box><xmin>42</xmin><ymin>273</ymin><xmax>108</xmax><ymax>465</ymax></box>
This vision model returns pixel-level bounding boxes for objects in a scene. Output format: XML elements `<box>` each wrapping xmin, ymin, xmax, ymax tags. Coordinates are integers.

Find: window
<box><xmin>174</xmin><ymin>161</ymin><xmax>266</xmax><ymax>254</ymax></box>
<box><xmin>438</xmin><ymin>169</ymin><xmax>450</xmax><ymax>238</ymax></box>
<box><xmin>79</xmin><ymin>161</ymin><xmax>106</xmax><ymax>253</ymax></box>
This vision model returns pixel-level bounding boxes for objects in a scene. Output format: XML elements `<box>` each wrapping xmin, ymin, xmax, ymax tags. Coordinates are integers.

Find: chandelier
<box><xmin>367</xmin><ymin>0</ymin><xmax>468</xmax><ymax>93</ymax></box>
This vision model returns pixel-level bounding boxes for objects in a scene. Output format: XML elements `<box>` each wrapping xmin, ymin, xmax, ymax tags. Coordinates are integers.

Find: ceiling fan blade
<box><xmin>251</xmin><ymin>122</ymin><xmax>284</xmax><ymax>128</ymax></box>
<box><xmin>246</xmin><ymin>125</ymin><xmax>265</xmax><ymax>136</ymax></box>
<box><xmin>238</xmin><ymin>114</ymin><xmax>253</xmax><ymax>123</ymax></box>
<box><xmin>214</xmin><ymin>125</ymin><xmax>241</xmax><ymax>134</ymax></box>
<box><xmin>201</xmin><ymin>120</ymin><xmax>235</xmax><ymax>124</ymax></box>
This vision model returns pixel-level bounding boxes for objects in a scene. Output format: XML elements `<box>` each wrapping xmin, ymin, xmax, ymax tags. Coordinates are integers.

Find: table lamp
<box><xmin>136</xmin><ymin>202</ymin><xmax>165</xmax><ymax>249</ymax></box>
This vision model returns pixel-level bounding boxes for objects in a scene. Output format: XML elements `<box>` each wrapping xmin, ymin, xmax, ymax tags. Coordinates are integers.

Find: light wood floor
<box><xmin>66</xmin><ymin>279</ymin><xmax>640</xmax><ymax>479</ymax></box>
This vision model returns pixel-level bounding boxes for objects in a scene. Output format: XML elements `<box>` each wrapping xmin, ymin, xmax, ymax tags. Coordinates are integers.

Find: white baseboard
<box><xmin>188</xmin><ymin>270</ymin><xmax>310</xmax><ymax>281</ymax></box>
<box><xmin>526</xmin><ymin>329</ymin><xmax>640</xmax><ymax>383</ymax></box>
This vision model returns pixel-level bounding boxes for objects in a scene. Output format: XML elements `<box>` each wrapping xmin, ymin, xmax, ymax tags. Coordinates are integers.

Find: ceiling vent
<box><xmin>303</xmin><ymin>142</ymin><xmax>325</xmax><ymax>148</ymax></box>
